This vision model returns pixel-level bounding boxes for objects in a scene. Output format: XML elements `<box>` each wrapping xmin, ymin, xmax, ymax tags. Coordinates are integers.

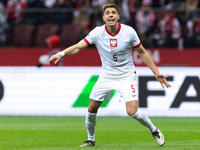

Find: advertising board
<box><xmin>0</xmin><ymin>67</ymin><xmax>199</xmax><ymax>116</ymax></box>
<box><xmin>1</xmin><ymin>48</ymin><xmax>200</xmax><ymax>66</ymax></box>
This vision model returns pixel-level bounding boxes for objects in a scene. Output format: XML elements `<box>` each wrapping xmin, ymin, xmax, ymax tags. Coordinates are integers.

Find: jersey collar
<box><xmin>105</xmin><ymin>23</ymin><xmax>121</xmax><ymax>37</ymax></box>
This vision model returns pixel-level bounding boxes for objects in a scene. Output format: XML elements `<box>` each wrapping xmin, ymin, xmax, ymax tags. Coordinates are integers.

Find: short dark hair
<box><xmin>102</xmin><ymin>4</ymin><xmax>119</xmax><ymax>14</ymax></box>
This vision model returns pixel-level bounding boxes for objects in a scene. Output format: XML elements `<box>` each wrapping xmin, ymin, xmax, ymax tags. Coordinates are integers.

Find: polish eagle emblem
<box><xmin>110</xmin><ymin>39</ymin><xmax>117</xmax><ymax>47</ymax></box>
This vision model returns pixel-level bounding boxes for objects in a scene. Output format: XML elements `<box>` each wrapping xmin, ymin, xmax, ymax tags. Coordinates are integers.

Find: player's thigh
<box><xmin>90</xmin><ymin>76</ymin><xmax>113</xmax><ymax>101</ymax></box>
<box><xmin>116</xmin><ymin>78</ymin><xmax>138</xmax><ymax>102</ymax></box>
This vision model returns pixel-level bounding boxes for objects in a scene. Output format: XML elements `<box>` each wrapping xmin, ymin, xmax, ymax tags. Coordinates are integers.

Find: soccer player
<box><xmin>48</xmin><ymin>3</ymin><xmax>171</xmax><ymax>147</ymax></box>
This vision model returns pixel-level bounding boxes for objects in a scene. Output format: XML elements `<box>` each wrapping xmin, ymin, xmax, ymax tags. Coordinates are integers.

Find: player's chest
<box><xmin>99</xmin><ymin>35</ymin><xmax>132</xmax><ymax>53</ymax></box>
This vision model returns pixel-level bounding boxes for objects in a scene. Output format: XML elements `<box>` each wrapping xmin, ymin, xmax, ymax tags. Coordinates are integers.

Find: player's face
<box><xmin>103</xmin><ymin>7</ymin><xmax>119</xmax><ymax>27</ymax></box>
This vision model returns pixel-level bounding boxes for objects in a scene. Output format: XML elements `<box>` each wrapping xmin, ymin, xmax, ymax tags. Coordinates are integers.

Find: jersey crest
<box><xmin>110</xmin><ymin>39</ymin><xmax>117</xmax><ymax>47</ymax></box>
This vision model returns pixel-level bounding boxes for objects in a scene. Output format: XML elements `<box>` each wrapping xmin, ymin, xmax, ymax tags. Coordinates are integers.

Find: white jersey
<box><xmin>84</xmin><ymin>23</ymin><xmax>141</xmax><ymax>79</ymax></box>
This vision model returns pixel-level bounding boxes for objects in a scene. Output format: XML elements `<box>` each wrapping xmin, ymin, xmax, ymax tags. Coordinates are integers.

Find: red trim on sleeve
<box><xmin>84</xmin><ymin>38</ymin><xmax>90</xmax><ymax>46</ymax></box>
<box><xmin>134</xmin><ymin>42</ymin><xmax>141</xmax><ymax>48</ymax></box>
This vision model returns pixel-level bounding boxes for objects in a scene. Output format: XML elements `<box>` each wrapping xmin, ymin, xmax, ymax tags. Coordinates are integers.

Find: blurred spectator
<box><xmin>24</xmin><ymin>0</ymin><xmax>46</xmax><ymax>25</ymax></box>
<box><xmin>162</xmin><ymin>0</ymin><xmax>181</xmax><ymax>10</ymax></box>
<box><xmin>135</xmin><ymin>0</ymin><xmax>157</xmax><ymax>47</ymax></box>
<box><xmin>5</xmin><ymin>0</ymin><xmax>26</xmax><ymax>46</ymax></box>
<box><xmin>73</xmin><ymin>0</ymin><xmax>92</xmax><ymax>40</ymax></box>
<box><xmin>127</xmin><ymin>0</ymin><xmax>137</xmax><ymax>28</ymax></box>
<box><xmin>177</xmin><ymin>0</ymin><xmax>199</xmax><ymax>27</ymax></box>
<box><xmin>152</xmin><ymin>12</ymin><xmax>182</xmax><ymax>48</ymax></box>
<box><xmin>70</xmin><ymin>0</ymin><xmax>80</xmax><ymax>7</ymax></box>
<box><xmin>0</xmin><ymin>2</ymin><xmax>8</xmax><ymax>46</ymax></box>
<box><xmin>37</xmin><ymin>35</ymin><xmax>62</xmax><ymax>67</ymax></box>
<box><xmin>65</xmin><ymin>0</ymin><xmax>74</xmax><ymax>24</ymax></box>
<box><xmin>89</xmin><ymin>7</ymin><xmax>103</xmax><ymax>30</ymax></box>
<box><xmin>91</xmin><ymin>0</ymin><xmax>108</xmax><ymax>7</ymax></box>
<box><xmin>44</xmin><ymin>0</ymin><xmax>56</xmax><ymax>8</ymax></box>
<box><xmin>121</xmin><ymin>0</ymin><xmax>131</xmax><ymax>24</ymax></box>
<box><xmin>151</xmin><ymin>0</ymin><xmax>161</xmax><ymax>8</ymax></box>
<box><xmin>180</xmin><ymin>0</ymin><xmax>199</xmax><ymax>10</ymax></box>
<box><xmin>107</xmin><ymin>0</ymin><xmax>121</xmax><ymax>7</ymax></box>
<box><xmin>51</xmin><ymin>0</ymin><xmax>74</xmax><ymax>26</ymax></box>
<box><xmin>136</xmin><ymin>0</ymin><xmax>161</xmax><ymax>8</ymax></box>
<box><xmin>5</xmin><ymin>0</ymin><xmax>27</xmax><ymax>26</ymax></box>
<box><xmin>185</xmin><ymin>11</ymin><xmax>200</xmax><ymax>47</ymax></box>
<box><xmin>0</xmin><ymin>0</ymin><xmax>7</xmax><ymax>6</ymax></box>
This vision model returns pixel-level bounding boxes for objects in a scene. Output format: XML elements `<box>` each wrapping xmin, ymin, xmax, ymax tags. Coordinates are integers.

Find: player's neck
<box><xmin>106</xmin><ymin>23</ymin><xmax>119</xmax><ymax>35</ymax></box>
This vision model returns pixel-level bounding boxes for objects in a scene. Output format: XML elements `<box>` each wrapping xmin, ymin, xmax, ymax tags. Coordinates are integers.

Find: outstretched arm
<box><xmin>135</xmin><ymin>44</ymin><xmax>171</xmax><ymax>88</ymax></box>
<box><xmin>48</xmin><ymin>39</ymin><xmax>88</xmax><ymax>65</ymax></box>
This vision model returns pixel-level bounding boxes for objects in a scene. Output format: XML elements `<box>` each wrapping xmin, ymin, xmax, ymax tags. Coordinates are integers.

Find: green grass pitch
<box><xmin>0</xmin><ymin>116</ymin><xmax>200</xmax><ymax>150</ymax></box>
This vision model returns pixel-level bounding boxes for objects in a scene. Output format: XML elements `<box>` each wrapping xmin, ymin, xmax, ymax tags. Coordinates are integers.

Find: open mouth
<box><xmin>108</xmin><ymin>19</ymin><xmax>115</xmax><ymax>23</ymax></box>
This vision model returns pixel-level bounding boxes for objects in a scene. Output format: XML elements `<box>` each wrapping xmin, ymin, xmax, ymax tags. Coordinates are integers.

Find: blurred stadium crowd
<box><xmin>0</xmin><ymin>0</ymin><xmax>200</xmax><ymax>48</ymax></box>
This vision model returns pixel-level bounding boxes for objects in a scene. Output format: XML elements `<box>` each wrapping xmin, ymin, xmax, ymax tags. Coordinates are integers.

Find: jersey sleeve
<box><xmin>130</xmin><ymin>28</ymin><xmax>141</xmax><ymax>48</ymax></box>
<box><xmin>84</xmin><ymin>27</ymin><xmax>99</xmax><ymax>46</ymax></box>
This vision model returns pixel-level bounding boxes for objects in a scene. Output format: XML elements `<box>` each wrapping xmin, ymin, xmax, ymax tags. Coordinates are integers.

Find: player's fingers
<box><xmin>55</xmin><ymin>58</ymin><xmax>60</xmax><ymax>64</ymax></box>
<box><xmin>160</xmin><ymin>82</ymin><xmax>164</xmax><ymax>88</ymax></box>
<box><xmin>165</xmin><ymin>82</ymin><xmax>171</xmax><ymax>88</ymax></box>
<box><xmin>163</xmin><ymin>75</ymin><xmax>168</xmax><ymax>78</ymax></box>
<box><xmin>48</xmin><ymin>55</ymin><xmax>55</xmax><ymax>65</ymax></box>
<box><xmin>48</xmin><ymin>57</ymin><xmax>52</xmax><ymax>62</ymax></box>
<box><xmin>164</xmin><ymin>80</ymin><xmax>171</xmax><ymax>88</ymax></box>
<box><xmin>48</xmin><ymin>59</ymin><xmax>52</xmax><ymax>65</ymax></box>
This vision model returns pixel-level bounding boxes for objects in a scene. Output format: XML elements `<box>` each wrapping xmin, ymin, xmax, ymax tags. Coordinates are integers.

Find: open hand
<box><xmin>48</xmin><ymin>53</ymin><xmax>62</xmax><ymax>66</ymax></box>
<box><xmin>155</xmin><ymin>73</ymin><xmax>171</xmax><ymax>88</ymax></box>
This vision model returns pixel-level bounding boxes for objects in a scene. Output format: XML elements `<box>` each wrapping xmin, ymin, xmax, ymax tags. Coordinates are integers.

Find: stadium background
<box><xmin>0</xmin><ymin>0</ymin><xmax>200</xmax><ymax>117</ymax></box>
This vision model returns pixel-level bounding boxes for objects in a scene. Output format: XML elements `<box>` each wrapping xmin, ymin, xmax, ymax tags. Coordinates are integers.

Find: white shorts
<box><xmin>89</xmin><ymin>75</ymin><xmax>138</xmax><ymax>102</ymax></box>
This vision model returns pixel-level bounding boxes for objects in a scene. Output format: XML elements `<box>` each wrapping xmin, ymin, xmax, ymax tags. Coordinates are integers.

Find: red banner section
<box><xmin>0</xmin><ymin>48</ymin><xmax>200</xmax><ymax>66</ymax></box>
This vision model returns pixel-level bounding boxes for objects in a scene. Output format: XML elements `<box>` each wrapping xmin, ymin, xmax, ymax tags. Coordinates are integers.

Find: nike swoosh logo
<box><xmin>132</xmin><ymin>95</ymin><xmax>137</xmax><ymax>97</ymax></box>
<box><xmin>111</xmin><ymin>49</ymin><xmax>116</xmax><ymax>52</ymax></box>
